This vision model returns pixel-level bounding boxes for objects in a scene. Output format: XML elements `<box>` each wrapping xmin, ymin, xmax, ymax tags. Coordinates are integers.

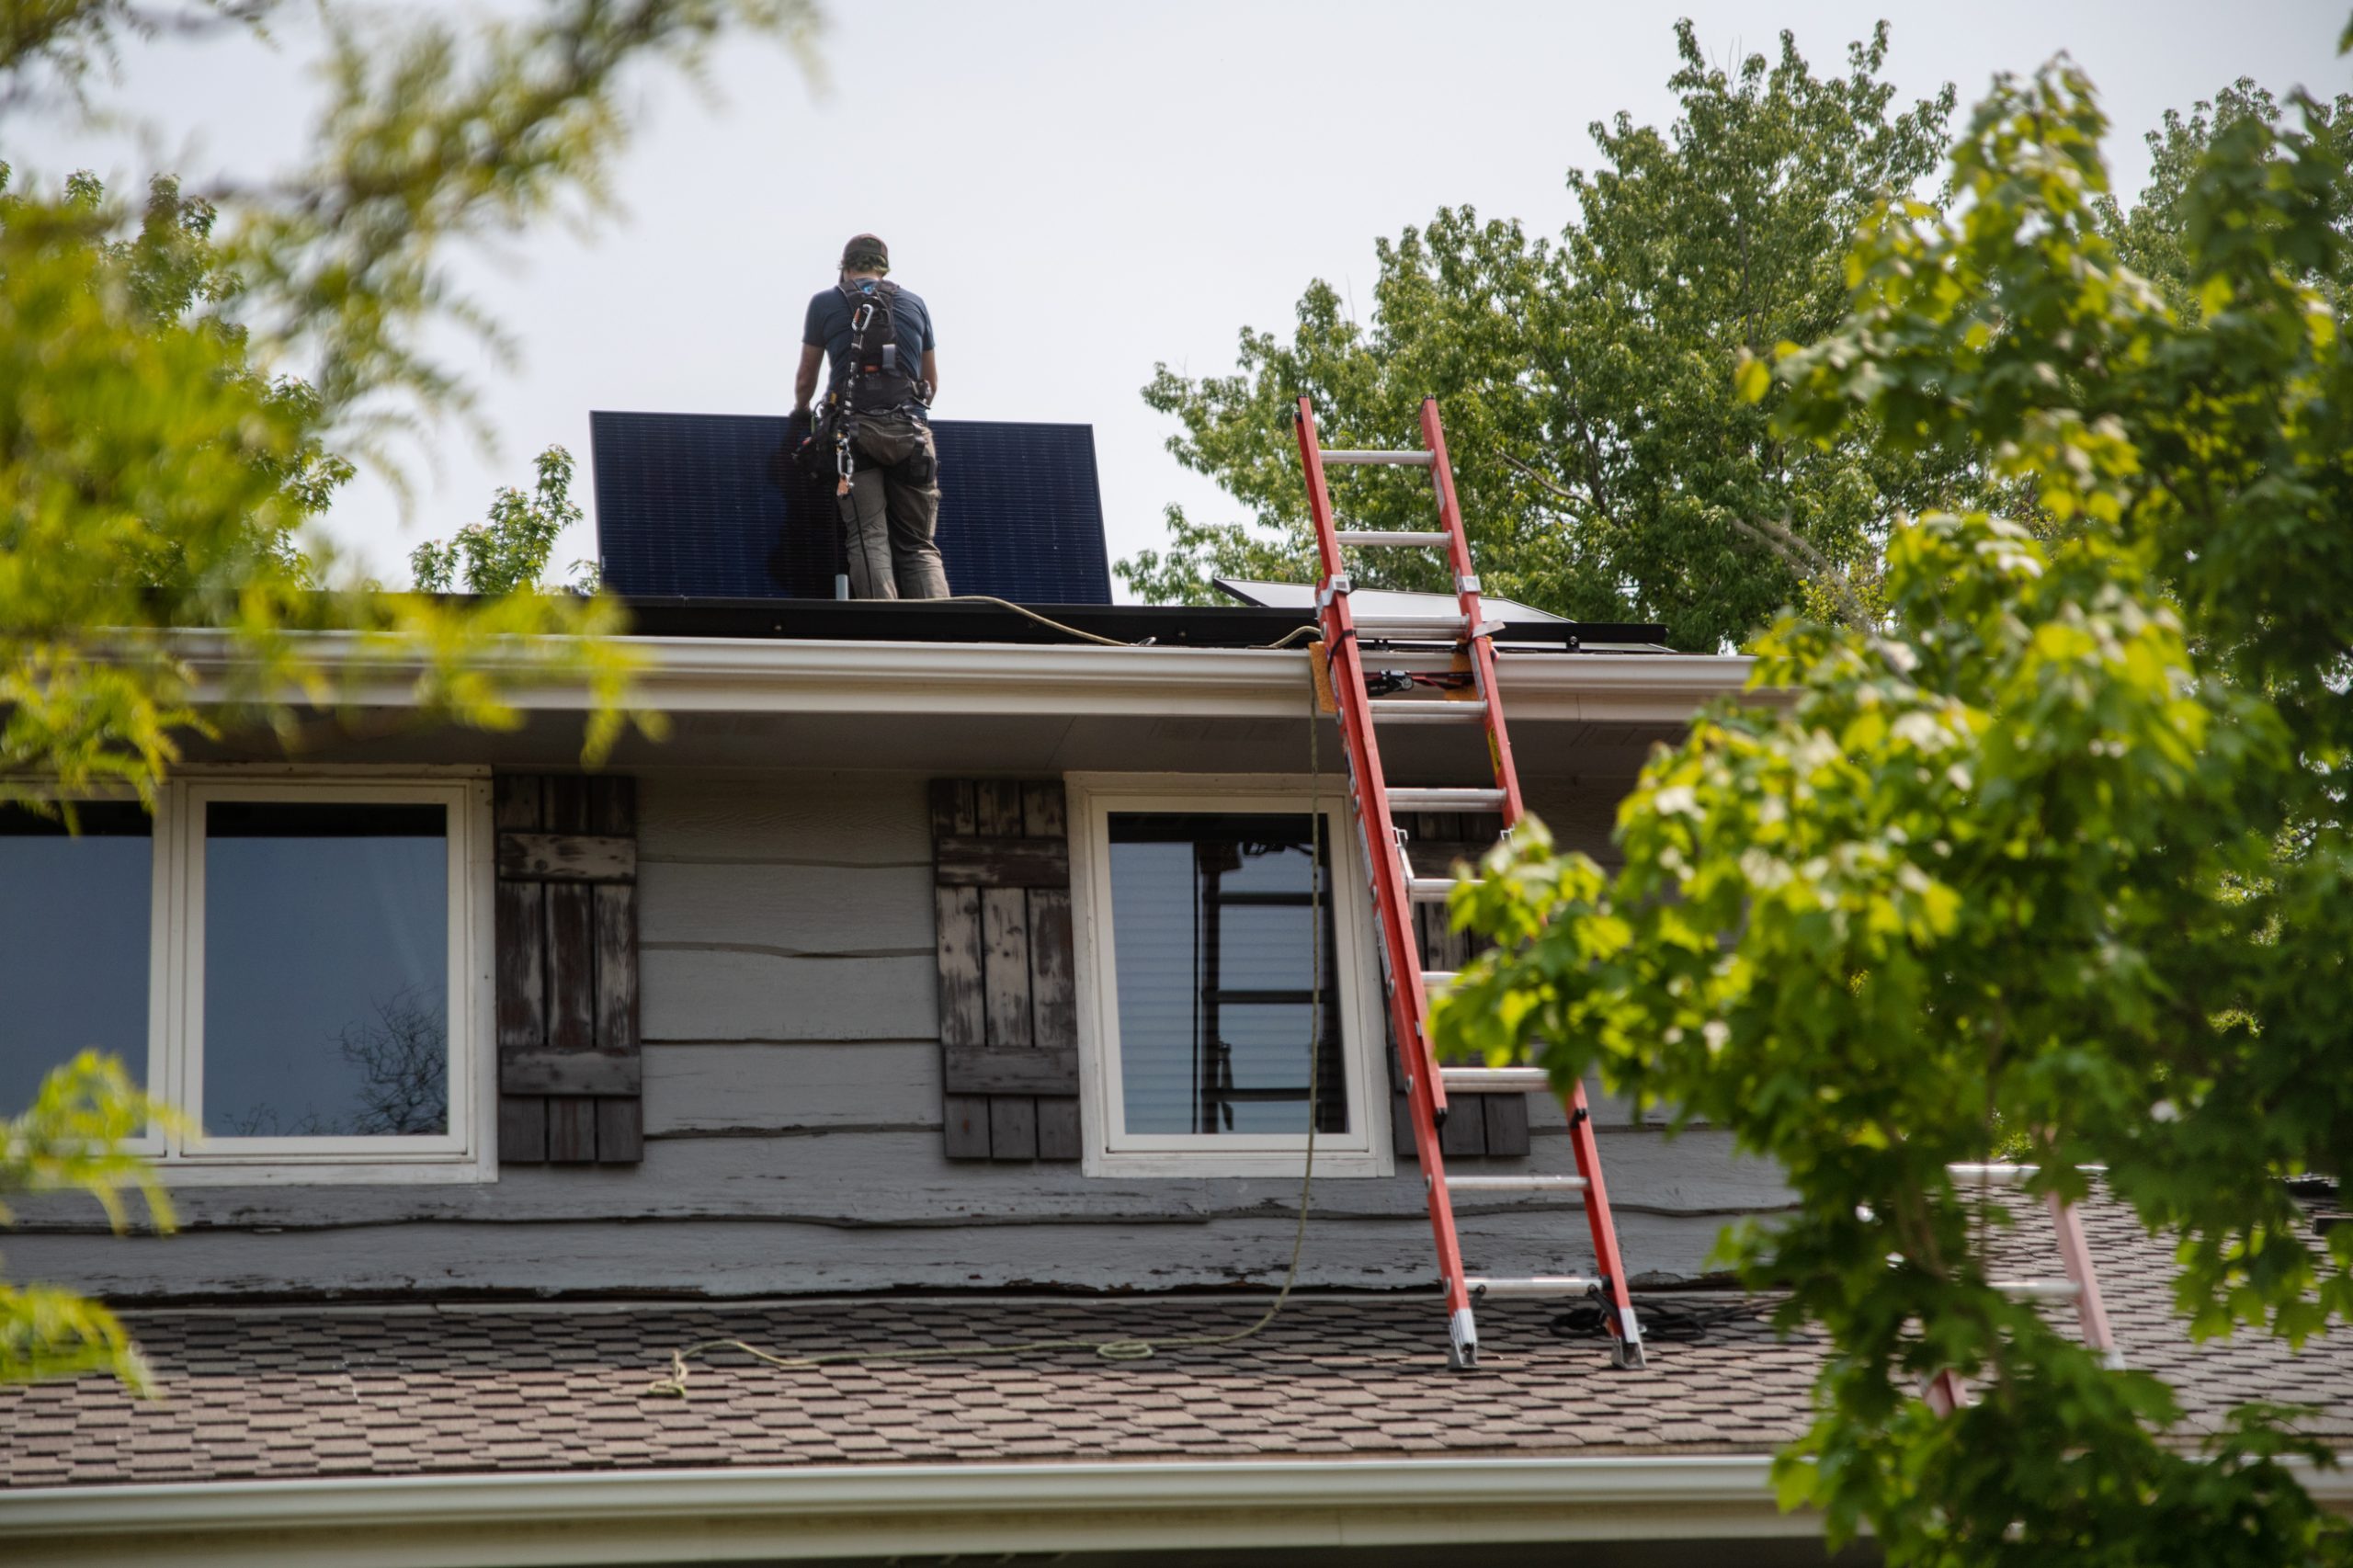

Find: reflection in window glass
<box><xmin>0</xmin><ymin>803</ymin><xmax>153</xmax><ymax>1115</ymax></box>
<box><xmin>202</xmin><ymin>802</ymin><xmax>449</xmax><ymax>1138</ymax></box>
<box><xmin>1108</xmin><ymin>812</ymin><xmax>1345</xmax><ymax>1137</ymax></box>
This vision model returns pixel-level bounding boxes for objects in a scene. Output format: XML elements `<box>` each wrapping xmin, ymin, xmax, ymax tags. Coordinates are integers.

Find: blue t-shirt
<box><xmin>803</xmin><ymin>280</ymin><xmax>936</xmax><ymax>394</ymax></box>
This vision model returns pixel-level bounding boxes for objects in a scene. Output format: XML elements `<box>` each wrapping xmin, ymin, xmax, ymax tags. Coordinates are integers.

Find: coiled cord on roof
<box><xmin>927</xmin><ymin>595</ymin><xmax>1324</xmax><ymax>652</ymax></box>
<box><xmin>1550</xmin><ymin>1294</ymin><xmax>1778</xmax><ymax>1344</ymax></box>
<box><xmin>647</xmin><ymin>644</ymin><xmax>1333</xmax><ymax>1399</ymax></box>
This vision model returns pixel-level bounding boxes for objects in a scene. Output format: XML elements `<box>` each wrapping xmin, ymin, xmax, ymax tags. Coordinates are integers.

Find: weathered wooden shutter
<box><xmin>929</xmin><ymin>779</ymin><xmax>1081</xmax><ymax>1162</ymax></box>
<box><xmin>1393</xmin><ymin>810</ymin><xmax>1533</xmax><ymax>1160</ymax></box>
<box><xmin>495</xmin><ymin>774</ymin><xmax>642</xmax><ymax>1165</ymax></box>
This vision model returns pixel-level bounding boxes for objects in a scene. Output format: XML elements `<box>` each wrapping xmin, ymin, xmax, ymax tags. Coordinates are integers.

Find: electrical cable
<box><xmin>922</xmin><ymin>595</ymin><xmax>1324</xmax><ymax>652</ymax></box>
<box><xmin>648</xmin><ymin>649</ymin><xmax>1335</xmax><ymax>1399</ymax></box>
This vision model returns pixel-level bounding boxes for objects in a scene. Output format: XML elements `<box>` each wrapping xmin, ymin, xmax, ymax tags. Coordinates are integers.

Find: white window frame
<box><xmin>10</xmin><ymin>770</ymin><xmax>496</xmax><ymax>1186</ymax></box>
<box><xmin>1068</xmin><ymin>773</ymin><xmax>1393</xmax><ymax>1178</ymax></box>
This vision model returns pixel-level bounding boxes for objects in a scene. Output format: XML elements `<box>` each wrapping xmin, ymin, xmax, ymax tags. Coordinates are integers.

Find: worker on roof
<box><xmin>793</xmin><ymin>233</ymin><xmax>949</xmax><ymax>600</ymax></box>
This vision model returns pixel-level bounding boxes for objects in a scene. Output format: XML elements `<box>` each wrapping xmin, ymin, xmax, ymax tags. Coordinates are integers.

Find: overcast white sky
<box><xmin>18</xmin><ymin>1</ymin><xmax>2351</xmax><ymax>593</ymax></box>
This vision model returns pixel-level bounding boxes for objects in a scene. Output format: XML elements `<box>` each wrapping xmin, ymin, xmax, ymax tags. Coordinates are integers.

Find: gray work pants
<box><xmin>837</xmin><ymin>414</ymin><xmax>949</xmax><ymax>600</ymax></box>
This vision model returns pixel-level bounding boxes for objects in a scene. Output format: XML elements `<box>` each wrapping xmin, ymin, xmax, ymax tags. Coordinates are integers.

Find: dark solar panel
<box><xmin>589</xmin><ymin>411</ymin><xmax>1113</xmax><ymax>604</ymax></box>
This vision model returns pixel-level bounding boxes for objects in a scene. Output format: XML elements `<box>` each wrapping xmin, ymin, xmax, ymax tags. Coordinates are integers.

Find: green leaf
<box><xmin>1735</xmin><ymin>353</ymin><xmax>1772</xmax><ymax>404</ymax></box>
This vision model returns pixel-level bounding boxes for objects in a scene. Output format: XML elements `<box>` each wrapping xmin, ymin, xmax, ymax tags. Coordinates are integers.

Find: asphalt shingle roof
<box><xmin>4</xmin><ymin>1196</ymin><xmax>2347</xmax><ymax>1489</ymax></box>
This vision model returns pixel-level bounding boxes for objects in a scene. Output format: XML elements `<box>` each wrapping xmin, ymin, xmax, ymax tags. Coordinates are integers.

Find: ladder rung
<box><xmin>1407</xmin><ymin>877</ymin><xmax>1458</xmax><ymax>903</ymax></box>
<box><xmin>1948</xmin><ymin>1162</ymin><xmax>2103</xmax><ymax>1187</ymax></box>
<box><xmin>1336</xmin><ymin>530</ymin><xmax>1450</xmax><ymax>548</ymax></box>
<box><xmin>1994</xmin><ymin>1278</ymin><xmax>2084</xmax><ymax>1301</ymax></box>
<box><xmin>1464</xmin><ymin>1276</ymin><xmax>1598</xmax><ymax>1299</ymax></box>
<box><xmin>1353</xmin><ymin>618</ymin><xmax>1468</xmax><ymax>641</ymax></box>
<box><xmin>1387</xmin><ymin>787</ymin><xmax>1507</xmax><ymax>810</ymax></box>
<box><xmin>1949</xmin><ymin>1163</ymin><xmax>2033</xmax><ymax>1188</ymax></box>
<box><xmin>1447</xmin><ymin>1175</ymin><xmax>1587</xmax><ymax>1194</ymax></box>
<box><xmin>1421</xmin><ymin>970</ymin><xmax>1458</xmax><ymax>990</ymax></box>
<box><xmin>1440</xmin><ymin>1066</ymin><xmax>1551</xmax><ymax>1092</ymax></box>
<box><xmin>1323</xmin><ymin>449</ymin><xmax>1435</xmax><ymax>467</ymax></box>
<box><xmin>1370</xmin><ymin>700</ymin><xmax>1488</xmax><ymax>723</ymax></box>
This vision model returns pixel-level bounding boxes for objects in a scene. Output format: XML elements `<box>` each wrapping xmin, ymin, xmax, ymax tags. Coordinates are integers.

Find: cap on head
<box><xmin>840</xmin><ymin>233</ymin><xmax>890</xmax><ymax>274</ymax></box>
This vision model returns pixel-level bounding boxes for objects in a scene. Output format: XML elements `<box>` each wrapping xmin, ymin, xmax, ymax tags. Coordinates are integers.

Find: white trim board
<box><xmin>3</xmin><ymin>1452</ymin><xmax>2344</xmax><ymax>1567</ymax></box>
<box><xmin>162</xmin><ymin>630</ymin><xmax>1765</xmax><ymax>723</ymax></box>
<box><xmin>0</xmin><ymin>1455</ymin><xmax>1824</xmax><ymax>1566</ymax></box>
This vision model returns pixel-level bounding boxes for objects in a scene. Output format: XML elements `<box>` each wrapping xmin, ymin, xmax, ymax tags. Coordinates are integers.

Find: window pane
<box><xmin>202</xmin><ymin>801</ymin><xmax>449</xmax><ymax>1137</ymax></box>
<box><xmin>1107</xmin><ymin>812</ymin><xmax>1346</xmax><ymax>1137</ymax></box>
<box><xmin>0</xmin><ymin>803</ymin><xmax>152</xmax><ymax>1115</ymax></box>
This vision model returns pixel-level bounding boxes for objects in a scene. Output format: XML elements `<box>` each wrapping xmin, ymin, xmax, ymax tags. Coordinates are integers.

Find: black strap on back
<box><xmin>837</xmin><ymin>279</ymin><xmax>919</xmax><ymax>414</ymax></box>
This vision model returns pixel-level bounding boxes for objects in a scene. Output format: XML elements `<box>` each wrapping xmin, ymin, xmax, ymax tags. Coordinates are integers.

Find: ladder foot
<box><xmin>1609</xmin><ymin>1299</ymin><xmax>1646</xmax><ymax>1369</ymax></box>
<box><xmin>1447</xmin><ymin>1307</ymin><xmax>1479</xmax><ymax>1371</ymax></box>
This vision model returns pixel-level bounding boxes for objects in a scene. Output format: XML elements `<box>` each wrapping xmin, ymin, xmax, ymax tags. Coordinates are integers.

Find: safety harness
<box><xmin>815</xmin><ymin>279</ymin><xmax>929</xmax><ymax>497</ymax></box>
<box><xmin>836</xmin><ymin>279</ymin><xmax>923</xmax><ymax>415</ymax></box>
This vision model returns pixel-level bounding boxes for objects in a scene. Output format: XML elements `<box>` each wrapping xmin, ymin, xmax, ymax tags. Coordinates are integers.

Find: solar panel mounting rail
<box><xmin>1294</xmin><ymin>394</ymin><xmax>1645</xmax><ymax>1371</ymax></box>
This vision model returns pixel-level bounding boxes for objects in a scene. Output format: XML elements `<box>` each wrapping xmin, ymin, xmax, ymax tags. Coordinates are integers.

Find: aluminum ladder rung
<box><xmin>1465</xmin><ymin>1276</ymin><xmax>1599</xmax><ymax>1299</ymax></box>
<box><xmin>1407</xmin><ymin>877</ymin><xmax>1458</xmax><ymax>903</ymax></box>
<box><xmin>1336</xmin><ymin>530</ymin><xmax>1450</xmax><ymax>548</ymax></box>
<box><xmin>1370</xmin><ymin>700</ymin><xmax>1488</xmax><ymax>723</ymax></box>
<box><xmin>1448</xmin><ymin>1175</ymin><xmax>1588</xmax><ymax>1194</ymax></box>
<box><xmin>1440</xmin><ymin>1065</ymin><xmax>1551</xmax><ymax>1092</ymax></box>
<box><xmin>1949</xmin><ymin>1163</ymin><xmax>2035</xmax><ymax>1187</ymax></box>
<box><xmin>1421</xmin><ymin>969</ymin><xmax>1458</xmax><ymax>991</ymax></box>
<box><xmin>1947</xmin><ymin>1162</ymin><xmax>2105</xmax><ymax>1187</ymax></box>
<box><xmin>1323</xmin><ymin>449</ymin><xmax>1435</xmax><ymax>467</ymax></box>
<box><xmin>1995</xmin><ymin>1278</ymin><xmax>2085</xmax><ymax>1301</ymax></box>
<box><xmin>1387</xmin><ymin>787</ymin><xmax>1507</xmax><ymax>810</ymax></box>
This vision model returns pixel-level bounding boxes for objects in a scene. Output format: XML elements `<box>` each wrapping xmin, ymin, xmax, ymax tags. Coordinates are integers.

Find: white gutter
<box><xmin>5</xmin><ymin>1450</ymin><xmax>2343</xmax><ymax>1568</ymax></box>
<box><xmin>0</xmin><ymin>1454</ymin><xmax>1808</xmax><ymax>1567</ymax></box>
<box><xmin>7</xmin><ymin>1450</ymin><xmax>2344</xmax><ymax>1568</ymax></box>
<box><xmin>174</xmin><ymin>630</ymin><xmax>1764</xmax><ymax>724</ymax></box>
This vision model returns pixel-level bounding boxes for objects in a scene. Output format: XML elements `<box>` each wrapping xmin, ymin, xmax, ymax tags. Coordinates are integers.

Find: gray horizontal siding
<box><xmin>14</xmin><ymin>769</ymin><xmax>1784</xmax><ymax>1300</ymax></box>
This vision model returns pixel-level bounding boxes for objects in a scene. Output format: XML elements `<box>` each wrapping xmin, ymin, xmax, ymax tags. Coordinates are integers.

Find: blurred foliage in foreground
<box><xmin>1439</xmin><ymin>51</ymin><xmax>2353</xmax><ymax>1568</ymax></box>
<box><xmin>0</xmin><ymin>1056</ymin><xmax>174</xmax><ymax>1390</ymax></box>
<box><xmin>1</xmin><ymin>0</ymin><xmax>827</xmax><ymax>807</ymax></box>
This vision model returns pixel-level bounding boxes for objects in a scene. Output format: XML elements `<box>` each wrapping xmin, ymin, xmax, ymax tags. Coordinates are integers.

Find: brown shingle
<box><xmin>3</xmin><ymin>1193</ymin><xmax>2345</xmax><ymax>1489</ymax></box>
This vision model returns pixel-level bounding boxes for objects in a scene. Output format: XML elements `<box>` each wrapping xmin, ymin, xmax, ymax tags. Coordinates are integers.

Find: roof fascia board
<box><xmin>0</xmin><ymin>1455</ymin><xmax>1816</xmax><ymax>1566</ymax></box>
<box><xmin>168</xmin><ymin>630</ymin><xmax>1764</xmax><ymax>723</ymax></box>
<box><xmin>3</xmin><ymin>1453</ymin><xmax>2343</xmax><ymax>1567</ymax></box>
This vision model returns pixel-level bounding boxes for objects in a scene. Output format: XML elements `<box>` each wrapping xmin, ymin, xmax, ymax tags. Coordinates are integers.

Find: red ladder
<box><xmin>1927</xmin><ymin>1164</ymin><xmax>2121</xmax><ymax>1412</ymax></box>
<box><xmin>1293</xmin><ymin>395</ymin><xmax>1645</xmax><ymax>1371</ymax></box>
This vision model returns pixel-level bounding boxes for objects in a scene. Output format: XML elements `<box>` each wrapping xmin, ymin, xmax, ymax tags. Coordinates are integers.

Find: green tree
<box><xmin>1125</xmin><ymin>20</ymin><xmax>1961</xmax><ymax>649</ymax></box>
<box><xmin>412</xmin><ymin>445</ymin><xmax>594</xmax><ymax>595</ymax></box>
<box><xmin>3</xmin><ymin>0</ymin><xmax>822</xmax><ymax>1389</ymax></box>
<box><xmin>1438</xmin><ymin>55</ymin><xmax>2353</xmax><ymax>1568</ymax></box>
<box><xmin>2101</xmin><ymin>78</ymin><xmax>2353</xmax><ymax>316</ymax></box>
